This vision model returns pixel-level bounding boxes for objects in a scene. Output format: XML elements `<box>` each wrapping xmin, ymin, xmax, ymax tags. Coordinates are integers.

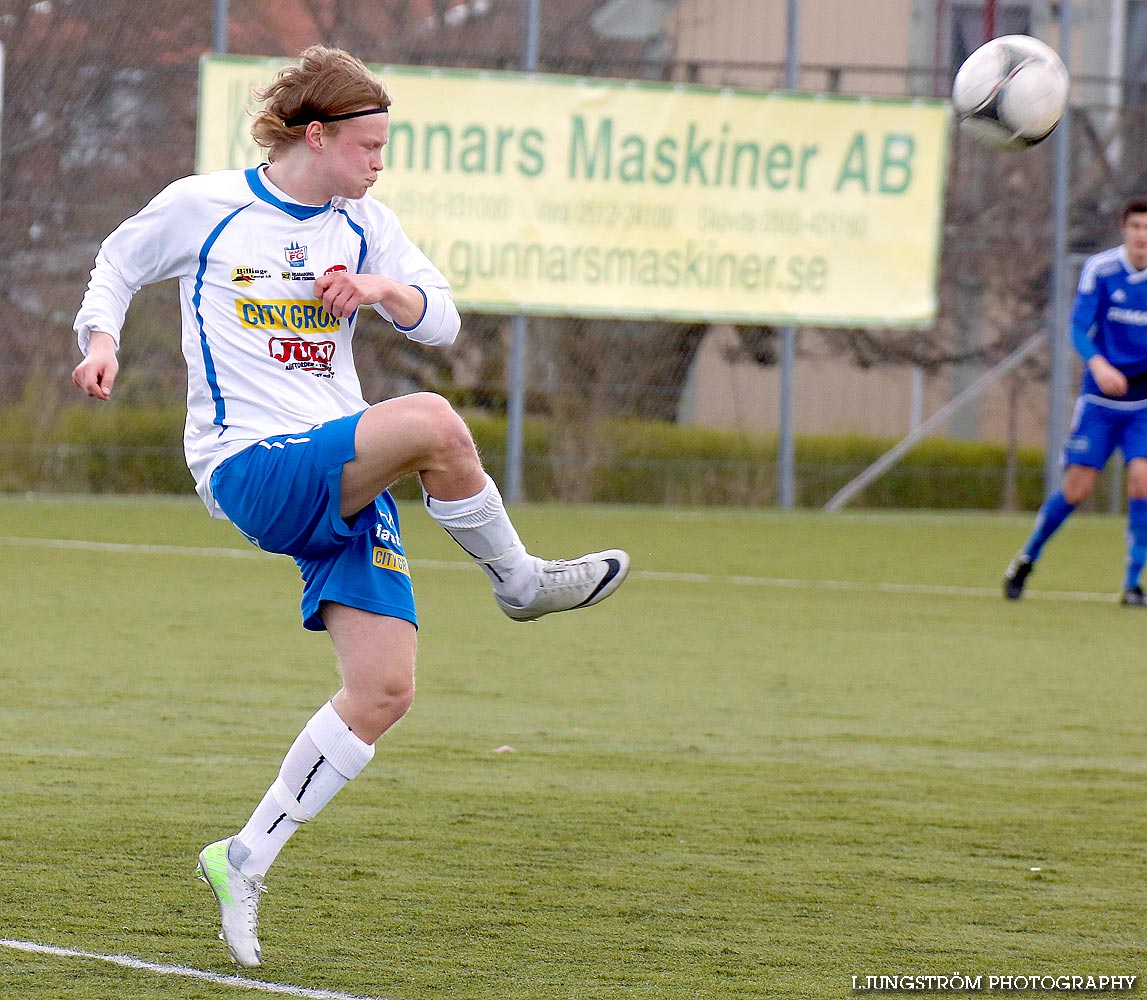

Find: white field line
<box><xmin>0</xmin><ymin>535</ymin><xmax>278</xmax><ymax>559</ymax></box>
<box><xmin>0</xmin><ymin>535</ymin><xmax>1117</xmax><ymax>604</ymax></box>
<box><xmin>0</xmin><ymin>938</ymin><xmax>387</xmax><ymax>999</ymax></box>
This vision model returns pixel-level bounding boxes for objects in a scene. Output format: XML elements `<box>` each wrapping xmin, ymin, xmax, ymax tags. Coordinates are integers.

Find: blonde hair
<box><xmin>250</xmin><ymin>45</ymin><xmax>390</xmax><ymax>160</ymax></box>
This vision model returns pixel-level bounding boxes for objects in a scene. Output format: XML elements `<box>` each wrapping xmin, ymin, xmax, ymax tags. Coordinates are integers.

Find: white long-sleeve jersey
<box><xmin>74</xmin><ymin>165</ymin><xmax>460</xmax><ymax>518</ymax></box>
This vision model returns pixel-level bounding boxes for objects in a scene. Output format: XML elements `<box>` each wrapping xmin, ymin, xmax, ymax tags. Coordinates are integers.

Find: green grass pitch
<box><xmin>1</xmin><ymin>495</ymin><xmax>1145</xmax><ymax>999</ymax></box>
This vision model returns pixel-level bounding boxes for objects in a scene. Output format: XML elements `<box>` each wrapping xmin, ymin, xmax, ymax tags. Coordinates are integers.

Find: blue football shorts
<box><xmin>1062</xmin><ymin>397</ymin><xmax>1147</xmax><ymax>470</ymax></box>
<box><xmin>209</xmin><ymin>411</ymin><xmax>417</xmax><ymax>632</ymax></box>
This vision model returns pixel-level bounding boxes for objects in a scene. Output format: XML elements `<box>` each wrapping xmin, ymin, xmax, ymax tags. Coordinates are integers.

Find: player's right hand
<box><xmin>72</xmin><ymin>331</ymin><xmax>119</xmax><ymax>401</ymax></box>
<box><xmin>1089</xmin><ymin>356</ymin><xmax>1128</xmax><ymax>398</ymax></box>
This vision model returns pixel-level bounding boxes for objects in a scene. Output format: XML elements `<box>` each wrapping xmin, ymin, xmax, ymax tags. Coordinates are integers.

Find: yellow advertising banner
<box><xmin>198</xmin><ymin>55</ymin><xmax>950</xmax><ymax>327</ymax></box>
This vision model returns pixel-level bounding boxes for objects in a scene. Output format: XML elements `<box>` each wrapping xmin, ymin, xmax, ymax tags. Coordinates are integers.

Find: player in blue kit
<box><xmin>71</xmin><ymin>46</ymin><xmax>629</xmax><ymax>968</ymax></box>
<box><xmin>1004</xmin><ymin>197</ymin><xmax>1147</xmax><ymax>604</ymax></box>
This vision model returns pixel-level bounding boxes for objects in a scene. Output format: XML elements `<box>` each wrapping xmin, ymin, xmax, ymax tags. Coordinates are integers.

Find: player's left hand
<box><xmin>314</xmin><ymin>273</ymin><xmax>427</xmax><ymax>328</ymax></box>
<box><xmin>314</xmin><ymin>272</ymin><xmax>388</xmax><ymax>319</ymax></box>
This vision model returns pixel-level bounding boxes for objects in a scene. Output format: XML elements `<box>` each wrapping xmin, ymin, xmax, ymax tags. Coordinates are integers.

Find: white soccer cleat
<box><xmin>495</xmin><ymin>549</ymin><xmax>630</xmax><ymax>622</ymax></box>
<box><xmin>195</xmin><ymin>837</ymin><xmax>266</xmax><ymax>968</ymax></box>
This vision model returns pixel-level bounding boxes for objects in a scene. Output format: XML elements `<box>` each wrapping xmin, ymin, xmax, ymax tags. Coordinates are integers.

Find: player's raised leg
<box><xmin>342</xmin><ymin>392</ymin><xmax>629</xmax><ymax>619</ymax></box>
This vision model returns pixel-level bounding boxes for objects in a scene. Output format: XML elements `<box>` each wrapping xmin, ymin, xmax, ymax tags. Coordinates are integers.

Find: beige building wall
<box><xmin>670</xmin><ymin>0</ymin><xmax>915</xmax><ymax>94</ymax></box>
<box><xmin>681</xmin><ymin>327</ymin><xmax>1056</xmax><ymax>447</ymax></box>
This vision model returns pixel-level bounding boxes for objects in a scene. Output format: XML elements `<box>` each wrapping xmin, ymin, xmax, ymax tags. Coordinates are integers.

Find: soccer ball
<box><xmin>952</xmin><ymin>35</ymin><xmax>1069</xmax><ymax>150</ymax></box>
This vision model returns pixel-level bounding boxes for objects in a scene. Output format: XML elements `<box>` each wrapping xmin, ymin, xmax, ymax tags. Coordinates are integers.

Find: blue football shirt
<box><xmin>1073</xmin><ymin>245</ymin><xmax>1147</xmax><ymax>402</ymax></box>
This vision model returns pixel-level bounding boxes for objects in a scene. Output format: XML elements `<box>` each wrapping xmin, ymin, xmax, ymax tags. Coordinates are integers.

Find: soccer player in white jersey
<box><xmin>71</xmin><ymin>46</ymin><xmax>629</xmax><ymax>968</ymax></box>
<box><xmin>1004</xmin><ymin>197</ymin><xmax>1147</xmax><ymax>604</ymax></box>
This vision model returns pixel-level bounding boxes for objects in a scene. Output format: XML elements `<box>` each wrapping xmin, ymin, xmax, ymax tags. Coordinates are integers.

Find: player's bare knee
<box><xmin>1062</xmin><ymin>468</ymin><xmax>1097</xmax><ymax>506</ymax></box>
<box><xmin>415</xmin><ymin>393</ymin><xmax>479</xmax><ymax>468</ymax></box>
<box><xmin>370</xmin><ymin>674</ymin><xmax>416</xmax><ymax>725</ymax></box>
<box><xmin>347</xmin><ymin>691</ymin><xmax>413</xmax><ymax>742</ymax></box>
<box><xmin>1125</xmin><ymin>460</ymin><xmax>1147</xmax><ymax>498</ymax></box>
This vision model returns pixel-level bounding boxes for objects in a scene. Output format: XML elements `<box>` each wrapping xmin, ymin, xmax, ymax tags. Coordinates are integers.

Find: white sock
<box><xmin>424</xmin><ymin>474</ymin><xmax>537</xmax><ymax>605</ymax></box>
<box><xmin>231</xmin><ymin>701</ymin><xmax>374</xmax><ymax>878</ymax></box>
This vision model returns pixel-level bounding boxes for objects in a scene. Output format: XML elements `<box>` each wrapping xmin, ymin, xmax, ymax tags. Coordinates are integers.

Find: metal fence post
<box><xmin>505</xmin><ymin>0</ymin><xmax>541</xmax><ymax>503</ymax></box>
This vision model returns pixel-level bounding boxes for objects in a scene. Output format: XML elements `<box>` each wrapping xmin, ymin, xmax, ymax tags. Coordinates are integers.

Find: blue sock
<box><xmin>1023</xmin><ymin>490</ymin><xmax>1076</xmax><ymax>562</ymax></box>
<box><xmin>1124</xmin><ymin>498</ymin><xmax>1147</xmax><ymax>592</ymax></box>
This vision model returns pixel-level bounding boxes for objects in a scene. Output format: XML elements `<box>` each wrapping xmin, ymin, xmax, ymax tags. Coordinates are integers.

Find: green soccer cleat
<box><xmin>196</xmin><ymin>837</ymin><xmax>266</xmax><ymax>968</ymax></box>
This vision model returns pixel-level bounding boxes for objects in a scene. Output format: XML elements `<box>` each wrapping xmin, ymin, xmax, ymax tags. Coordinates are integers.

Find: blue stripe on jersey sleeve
<box><xmin>194</xmin><ymin>203</ymin><xmax>253</xmax><ymax>429</ymax></box>
<box><xmin>335</xmin><ymin>208</ymin><xmax>369</xmax><ymax>273</ymax></box>
<box><xmin>392</xmin><ymin>285</ymin><xmax>428</xmax><ymax>332</ymax></box>
<box><xmin>334</xmin><ymin>208</ymin><xmax>370</xmax><ymax>324</ymax></box>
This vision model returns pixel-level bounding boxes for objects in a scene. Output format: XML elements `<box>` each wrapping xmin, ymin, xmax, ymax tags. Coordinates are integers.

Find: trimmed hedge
<box><xmin>463</xmin><ymin>418</ymin><xmax>1052</xmax><ymax>510</ymax></box>
<box><xmin>0</xmin><ymin>402</ymin><xmax>1057</xmax><ymax>510</ymax></box>
<box><xmin>0</xmin><ymin>404</ymin><xmax>193</xmax><ymax>495</ymax></box>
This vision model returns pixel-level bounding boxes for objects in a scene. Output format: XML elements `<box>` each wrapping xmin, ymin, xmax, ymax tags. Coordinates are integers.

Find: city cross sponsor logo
<box><xmin>236</xmin><ymin>299</ymin><xmax>341</xmax><ymax>333</ymax></box>
<box><xmin>372</xmin><ymin>547</ymin><xmax>410</xmax><ymax>576</ymax></box>
<box><xmin>324</xmin><ymin>264</ymin><xmax>348</xmax><ymax>276</ymax></box>
<box><xmin>1107</xmin><ymin>306</ymin><xmax>1147</xmax><ymax>325</ymax></box>
<box><xmin>232</xmin><ymin>266</ymin><xmax>271</xmax><ymax>284</ymax></box>
<box><xmin>285</xmin><ymin>241</ymin><xmax>308</xmax><ymax>268</ymax></box>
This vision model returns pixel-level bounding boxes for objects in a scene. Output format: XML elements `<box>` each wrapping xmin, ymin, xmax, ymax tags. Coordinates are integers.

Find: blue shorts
<box><xmin>1063</xmin><ymin>398</ymin><xmax>1147</xmax><ymax>470</ymax></box>
<box><xmin>209</xmin><ymin>412</ymin><xmax>417</xmax><ymax>632</ymax></box>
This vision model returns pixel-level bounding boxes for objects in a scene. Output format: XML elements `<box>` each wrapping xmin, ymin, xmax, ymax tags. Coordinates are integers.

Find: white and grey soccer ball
<box><xmin>952</xmin><ymin>34</ymin><xmax>1069</xmax><ymax>150</ymax></box>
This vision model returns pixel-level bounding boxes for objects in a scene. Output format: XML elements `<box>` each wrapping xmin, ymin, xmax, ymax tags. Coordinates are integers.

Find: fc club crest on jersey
<box><xmin>284</xmin><ymin>242</ymin><xmax>308</xmax><ymax>268</ymax></box>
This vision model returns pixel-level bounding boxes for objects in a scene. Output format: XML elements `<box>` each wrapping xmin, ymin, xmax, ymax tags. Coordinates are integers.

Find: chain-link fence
<box><xmin>2</xmin><ymin>2</ymin><xmax>1143</xmax><ymax>509</ymax></box>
